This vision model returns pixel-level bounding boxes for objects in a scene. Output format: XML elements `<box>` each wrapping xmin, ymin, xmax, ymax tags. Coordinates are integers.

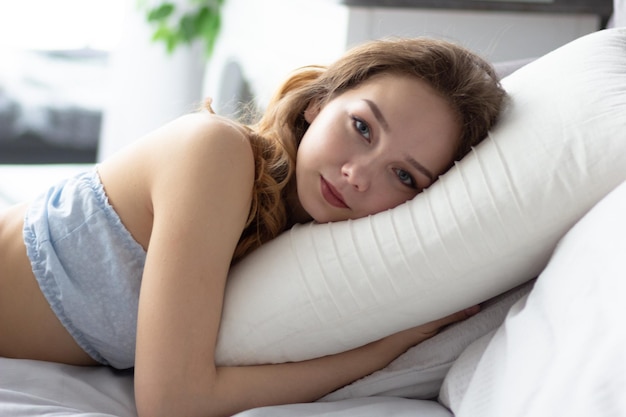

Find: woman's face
<box><xmin>296</xmin><ymin>73</ymin><xmax>460</xmax><ymax>223</ymax></box>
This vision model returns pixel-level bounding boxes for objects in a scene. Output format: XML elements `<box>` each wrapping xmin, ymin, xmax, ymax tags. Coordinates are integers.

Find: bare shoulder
<box><xmin>100</xmin><ymin>112</ymin><xmax>253</xmax><ymax>175</ymax></box>
<box><xmin>146</xmin><ymin>112</ymin><xmax>254</xmax><ymax>196</ymax></box>
<box><xmin>102</xmin><ymin>112</ymin><xmax>255</xmax><ymax>199</ymax></box>
<box><xmin>175</xmin><ymin>112</ymin><xmax>251</xmax><ymax>149</ymax></box>
<box><xmin>97</xmin><ymin>112</ymin><xmax>254</xmax><ymax>248</ymax></box>
<box><xmin>150</xmin><ymin>112</ymin><xmax>253</xmax><ymax>169</ymax></box>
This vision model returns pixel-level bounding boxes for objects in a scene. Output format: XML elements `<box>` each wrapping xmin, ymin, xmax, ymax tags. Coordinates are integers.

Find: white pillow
<box><xmin>446</xmin><ymin>178</ymin><xmax>626</xmax><ymax>417</ymax></box>
<box><xmin>215</xmin><ymin>28</ymin><xmax>626</xmax><ymax>366</ymax></box>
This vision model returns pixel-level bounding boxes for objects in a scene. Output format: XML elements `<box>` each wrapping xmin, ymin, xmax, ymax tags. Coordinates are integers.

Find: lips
<box><xmin>320</xmin><ymin>177</ymin><xmax>349</xmax><ymax>209</ymax></box>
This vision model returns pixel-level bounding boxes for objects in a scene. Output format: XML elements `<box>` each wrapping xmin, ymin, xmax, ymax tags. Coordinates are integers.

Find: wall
<box><xmin>348</xmin><ymin>7</ymin><xmax>599</xmax><ymax>62</ymax></box>
<box><xmin>97</xmin><ymin>0</ymin><xmax>206</xmax><ymax>161</ymax></box>
<box><xmin>204</xmin><ymin>0</ymin><xmax>351</xmax><ymax>114</ymax></box>
<box><xmin>205</xmin><ymin>0</ymin><xmax>601</xmax><ymax>114</ymax></box>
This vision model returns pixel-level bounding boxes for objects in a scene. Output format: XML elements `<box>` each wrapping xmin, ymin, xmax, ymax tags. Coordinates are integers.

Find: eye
<box><xmin>394</xmin><ymin>168</ymin><xmax>418</xmax><ymax>189</ymax></box>
<box><xmin>351</xmin><ymin>116</ymin><xmax>371</xmax><ymax>141</ymax></box>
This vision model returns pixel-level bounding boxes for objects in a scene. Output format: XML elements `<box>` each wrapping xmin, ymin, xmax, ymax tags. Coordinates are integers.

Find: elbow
<box><xmin>136</xmin><ymin>391</ymin><xmax>219</xmax><ymax>417</ymax></box>
<box><xmin>135</xmin><ymin>383</ymin><xmax>180</xmax><ymax>417</ymax></box>
<box><xmin>135</xmin><ymin>374</ymin><xmax>223</xmax><ymax>417</ymax></box>
<box><xmin>136</xmin><ymin>393</ymin><xmax>179</xmax><ymax>417</ymax></box>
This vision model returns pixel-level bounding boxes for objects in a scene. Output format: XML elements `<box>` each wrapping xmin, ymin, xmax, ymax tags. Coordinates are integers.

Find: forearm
<box><xmin>136</xmin><ymin>283</ymin><xmax>475</xmax><ymax>417</ymax></box>
<box><xmin>136</xmin><ymin>336</ymin><xmax>408</xmax><ymax>417</ymax></box>
<box><xmin>215</xmin><ymin>311</ymin><xmax>474</xmax><ymax>413</ymax></box>
<box><xmin>211</xmin><ymin>337</ymin><xmax>406</xmax><ymax>416</ymax></box>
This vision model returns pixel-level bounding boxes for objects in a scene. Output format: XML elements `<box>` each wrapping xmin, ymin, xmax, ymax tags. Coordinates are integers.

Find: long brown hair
<box><xmin>228</xmin><ymin>37</ymin><xmax>506</xmax><ymax>262</ymax></box>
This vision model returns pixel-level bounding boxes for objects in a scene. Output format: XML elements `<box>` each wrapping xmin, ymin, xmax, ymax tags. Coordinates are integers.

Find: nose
<box><xmin>341</xmin><ymin>159</ymin><xmax>372</xmax><ymax>192</ymax></box>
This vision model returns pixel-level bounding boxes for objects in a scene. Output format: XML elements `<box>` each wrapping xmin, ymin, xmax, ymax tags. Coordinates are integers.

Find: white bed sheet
<box><xmin>0</xmin><ymin>357</ymin><xmax>455</xmax><ymax>417</ymax></box>
<box><xmin>0</xmin><ymin>357</ymin><xmax>136</xmax><ymax>417</ymax></box>
<box><xmin>233</xmin><ymin>397</ymin><xmax>453</xmax><ymax>417</ymax></box>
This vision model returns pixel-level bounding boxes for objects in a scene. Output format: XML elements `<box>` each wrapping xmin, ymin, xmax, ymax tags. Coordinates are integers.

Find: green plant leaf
<box><xmin>147</xmin><ymin>3</ymin><xmax>175</xmax><ymax>22</ymax></box>
<box><xmin>152</xmin><ymin>24</ymin><xmax>181</xmax><ymax>53</ymax></box>
<box><xmin>144</xmin><ymin>0</ymin><xmax>225</xmax><ymax>58</ymax></box>
<box><xmin>151</xmin><ymin>24</ymin><xmax>172</xmax><ymax>42</ymax></box>
<box><xmin>179</xmin><ymin>13</ymin><xmax>199</xmax><ymax>43</ymax></box>
<box><xmin>202</xmin><ymin>12</ymin><xmax>221</xmax><ymax>56</ymax></box>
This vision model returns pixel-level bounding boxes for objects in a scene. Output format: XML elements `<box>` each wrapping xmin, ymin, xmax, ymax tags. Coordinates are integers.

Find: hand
<box><xmin>378</xmin><ymin>305</ymin><xmax>481</xmax><ymax>354</ymax></box>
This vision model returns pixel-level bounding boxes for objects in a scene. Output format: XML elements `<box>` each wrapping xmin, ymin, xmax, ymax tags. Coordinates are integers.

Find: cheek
<box><xmin>300</xmin><ymin>120</ymin><xmax>324</xmax><ymax>152</ymax></box>
<box><xmin>364</xmin><ymin>186</ymin><xmax>414</xmax><ymax>216</ymax></box>
<box><xmin>296</xmin><ymin>131</ymin><xmax>319</xmax><ymax>167</ymax></box>
<box><xmin>300</xmin><ymin>129</ymin><xmax>341</xmax><ymax>165</ymax></box>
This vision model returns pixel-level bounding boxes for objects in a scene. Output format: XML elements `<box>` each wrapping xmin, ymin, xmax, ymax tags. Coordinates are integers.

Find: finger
<box><xmin>424</xmin><ymin>305</ymin><xmax>481</xmax><ymax>330</ymax></box>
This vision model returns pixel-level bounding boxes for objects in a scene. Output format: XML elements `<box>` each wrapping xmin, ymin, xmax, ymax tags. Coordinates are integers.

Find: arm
<box><xmin>131</xmin><ymin>114</ymin><xmax>474</xmax><ymax>417</ymax></box>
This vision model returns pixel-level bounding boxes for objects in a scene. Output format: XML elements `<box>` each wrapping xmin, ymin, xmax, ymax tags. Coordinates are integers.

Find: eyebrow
<box><xmin>363</xmin><ymin>99</ymin><xmax>390</xmax><ymax>132</ymax></box>
<box><xmin>406</xmin><ymin>156</ymin><xmax>435</xmax><ymax>183</ymax></box>
<box><xmin>362</xmin><ymin>99</ymin><xmax>435</xmax><ymax>183</ymax></box>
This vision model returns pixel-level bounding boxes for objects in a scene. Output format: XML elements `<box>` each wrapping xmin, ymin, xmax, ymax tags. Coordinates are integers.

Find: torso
<box><xmin>0</xmin><ymin>112</ymin><xmax>253</xmax><ymax>367</ymax></box>
<box><xmin>0</xmin><ymin>139</ymin><xmax>156</xmax><ymax>366</ymax></box>
<box><xmin>0</xmin><ymin>202</ymin><xmax>99</xmax><ymax>365</ymax></box>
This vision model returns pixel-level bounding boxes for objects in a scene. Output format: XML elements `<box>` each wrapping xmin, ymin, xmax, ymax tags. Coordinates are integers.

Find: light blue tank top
<box><xmin>23</xmin><ymin>168</ymin><xmax>145</xmax><ymax>369</ymax></box>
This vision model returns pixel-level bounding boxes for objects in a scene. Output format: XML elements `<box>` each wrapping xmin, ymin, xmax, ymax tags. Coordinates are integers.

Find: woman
<box><xmin>0</xmin><ymin>37</ymin><xmax>505</xmax><ymax>417</ymax></box>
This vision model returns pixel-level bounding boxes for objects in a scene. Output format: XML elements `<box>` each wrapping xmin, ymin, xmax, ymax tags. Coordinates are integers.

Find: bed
<box><xmin>1</xmin><ymin>27</ymin><xmax>625</xmax><ymax>417</ymax></box>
